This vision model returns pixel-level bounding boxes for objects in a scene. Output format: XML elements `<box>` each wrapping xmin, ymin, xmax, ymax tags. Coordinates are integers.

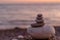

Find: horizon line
<box><xmin>0</xmin><ymin>3</ymin><xmax>60</xmax><ymax>4</ymax></box>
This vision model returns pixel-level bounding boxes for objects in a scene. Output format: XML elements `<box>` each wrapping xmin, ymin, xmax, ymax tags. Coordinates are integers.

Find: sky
<box><xmin>0</xmin><ymin>0</ymin><xmax>60</xmax><ymax>4</ymax></box>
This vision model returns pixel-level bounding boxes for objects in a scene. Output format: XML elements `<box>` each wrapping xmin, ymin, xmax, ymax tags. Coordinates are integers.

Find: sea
<box><xmin>0</xmin><ymin>3</ymin><xmax>60</xmax><ymax>29</ymax></box>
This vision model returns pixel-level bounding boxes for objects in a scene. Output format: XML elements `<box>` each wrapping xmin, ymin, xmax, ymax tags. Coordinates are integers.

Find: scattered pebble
<box><xmin>12</xmin><ymin>38</ymin><xmax>18</xmax><ymax>40</ymax></box>
<box><xmin>17</xmin><ymin>35</ymin><xmax>24</xmax><ymax>38</ymax></box>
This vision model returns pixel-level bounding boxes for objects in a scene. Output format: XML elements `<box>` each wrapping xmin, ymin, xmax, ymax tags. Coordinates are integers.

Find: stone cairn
<box><xmin>27</xmin><ymin>14</ymin><xmax>56</xmax><ymax>40</ymax></box>
<box><xmin>31</xmin><ymin>14</ymin><xmax>45</xmax><ymax>27</ymax></box>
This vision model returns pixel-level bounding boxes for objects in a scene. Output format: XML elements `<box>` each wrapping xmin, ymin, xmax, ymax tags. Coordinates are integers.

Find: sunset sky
<box><xmin>0</xmin><ymin>0</ymin><xmax>60</xmax><ymax>4</ymax></box>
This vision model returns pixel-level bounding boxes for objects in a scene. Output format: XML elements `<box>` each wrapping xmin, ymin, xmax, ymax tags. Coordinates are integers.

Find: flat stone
<box><xmin>12</xmin><ymin>38</ymin><xmax>18</xmax><ymax>40</ymax></box>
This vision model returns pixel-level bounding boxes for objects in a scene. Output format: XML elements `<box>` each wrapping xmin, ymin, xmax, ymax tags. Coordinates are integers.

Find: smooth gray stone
<box><xmin>27</xmin><ymin>24</ymin><xmax>55</xmax><ymax>39</ymax></box>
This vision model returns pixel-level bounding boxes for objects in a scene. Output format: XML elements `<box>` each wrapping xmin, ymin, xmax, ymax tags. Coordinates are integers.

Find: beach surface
<box><xmin>0</xmin><ymin>27</ymin><xmax>59</xmax><ymax>40</ymax></box>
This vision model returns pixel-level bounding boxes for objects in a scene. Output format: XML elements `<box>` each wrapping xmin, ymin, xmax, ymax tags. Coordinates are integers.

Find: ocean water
<box><xmin>0</xmin><ymin>4</ymin><xmax>60</xmax><ymax>29</ymax></box>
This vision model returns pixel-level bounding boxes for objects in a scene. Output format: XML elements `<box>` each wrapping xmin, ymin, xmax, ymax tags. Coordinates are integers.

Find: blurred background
<box><xmin>0</xmin><ymin>4</ymin><xmax>60</xmax><ymax>29</ymax></box>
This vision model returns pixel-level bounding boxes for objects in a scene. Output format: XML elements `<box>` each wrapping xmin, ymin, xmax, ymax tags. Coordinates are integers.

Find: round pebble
<box><xmin>18</xmin><ymin>35</ymin><xmax>24</xmax><ymax>38</ymax></box>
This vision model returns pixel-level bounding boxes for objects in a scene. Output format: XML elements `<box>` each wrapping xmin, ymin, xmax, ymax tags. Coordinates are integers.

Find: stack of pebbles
<box><xmin>27</xmin><ymin>14</ymin><xmax>55</xmax><ymax>40</ymax></box>
<box><xmin>31</xmin><ymin>14</ymin><xmax>45</xmax><ymax>27</ymax></box>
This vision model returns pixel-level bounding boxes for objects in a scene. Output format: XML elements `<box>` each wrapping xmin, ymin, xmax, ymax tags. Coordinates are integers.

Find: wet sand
<box><xmin>0</xmin><ymin>27</ymin><xmax>60</xmax><ymax>40</ymax></box>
